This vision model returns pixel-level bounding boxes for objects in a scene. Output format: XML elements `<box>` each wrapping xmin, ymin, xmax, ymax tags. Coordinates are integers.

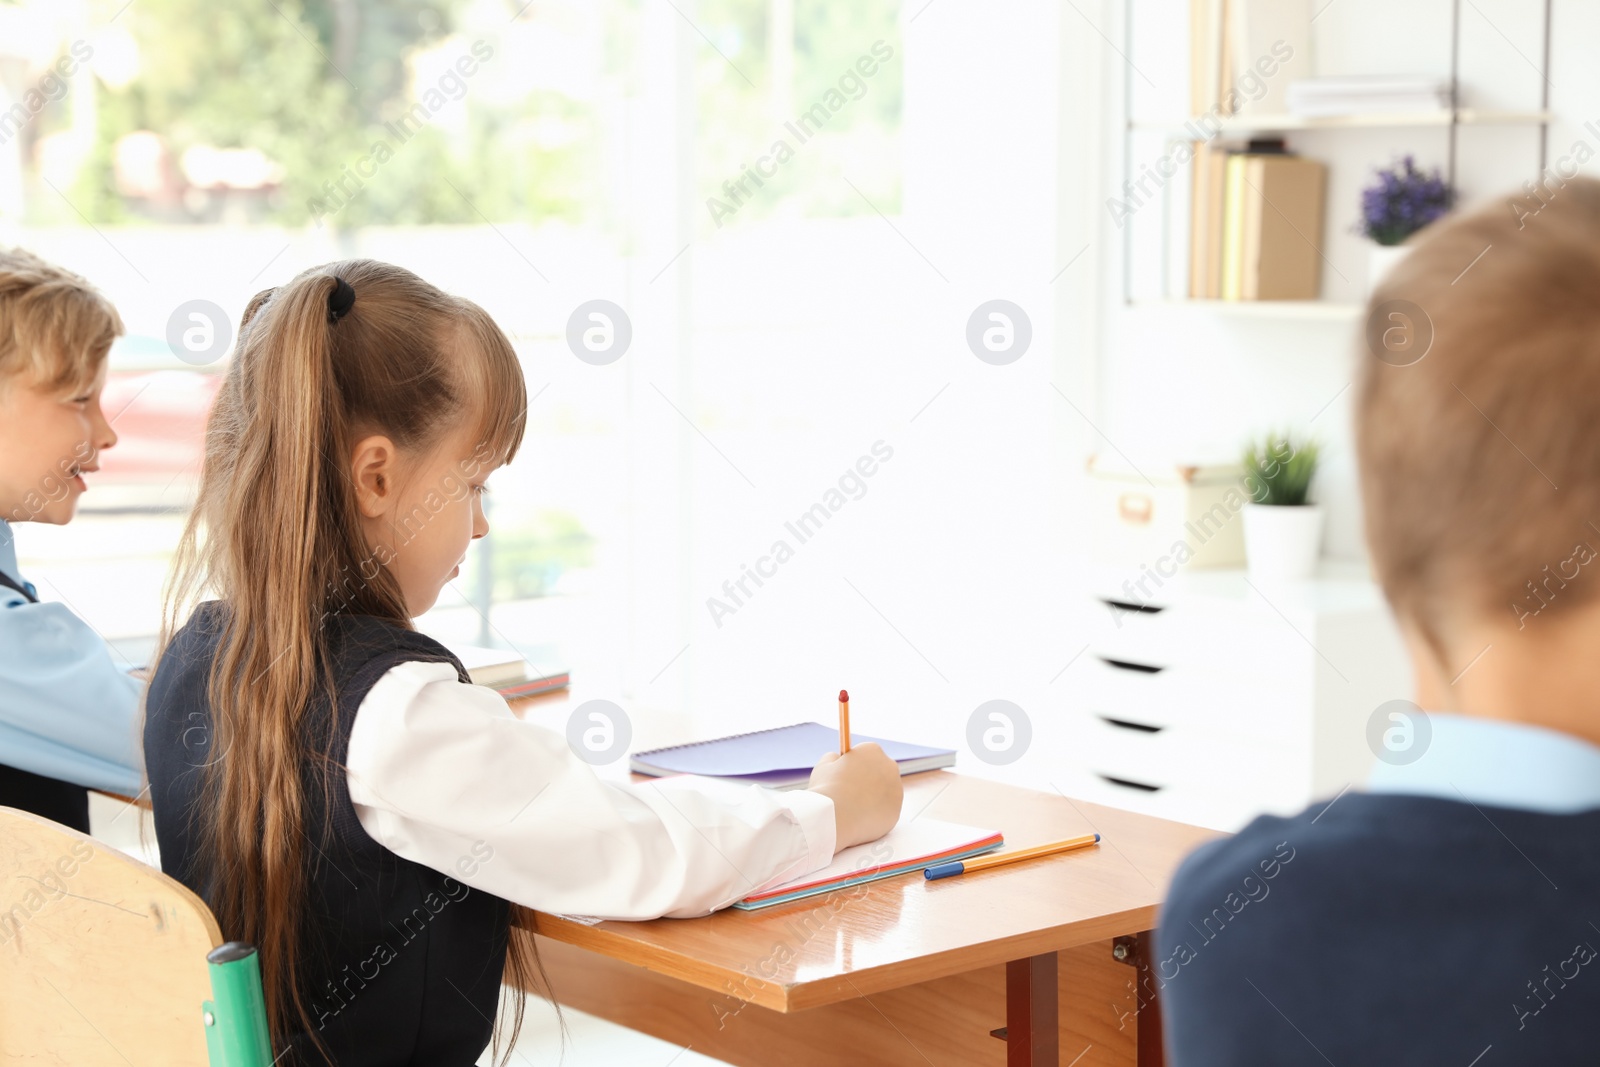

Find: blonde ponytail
<box><xmin>158</xmin><ymin>260</ymin><xmax>532</xmax><ymax>1062</ymax></box>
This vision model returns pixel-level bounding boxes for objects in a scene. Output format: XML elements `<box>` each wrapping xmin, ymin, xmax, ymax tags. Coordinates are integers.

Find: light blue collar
<box><xmin>1366</xmin><ymin>711</ymin><xmax>1600</xmax><ymax>814</ymax></box>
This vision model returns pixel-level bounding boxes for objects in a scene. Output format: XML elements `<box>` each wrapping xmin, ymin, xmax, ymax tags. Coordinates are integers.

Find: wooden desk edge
<box><xmin>529</xmin><ymin>903</ymin><xmax>1163</xmax><ymax>1013</ymax></box>
<box><xmin>92</xmin><ymin>788</ymin><xmax>152</xmax><ymax>811</ymax></box>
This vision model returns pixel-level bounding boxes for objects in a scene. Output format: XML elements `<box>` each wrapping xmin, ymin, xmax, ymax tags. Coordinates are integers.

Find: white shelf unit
<box><xmin>1128</xmin><ymin>298</ymin><xmax>1362</xmax><ymax>320</ymax></box>
<box><xmin>1120</xmin><ymin>0</ymin><xmax>1555</xmax><ymax>314</ymax></box>
<box><xmin>1130</xmin><ymin>108</ymin><xmax>1555</xmax><ymax>135</ymax></box>
<box><xmin>1053</xmin><ymin>564</ymin><xmax>1412</xmax><ymax>832</ymax></box>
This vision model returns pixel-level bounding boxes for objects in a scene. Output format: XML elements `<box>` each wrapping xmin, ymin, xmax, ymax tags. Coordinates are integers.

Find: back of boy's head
<box><xmin>0</xmin><ymin>247</ymin><xmax>123</xmax><ymax>393</ymax></box>
<box><xmin>1356</xmin><ymin>176</ymin><xmax>1600</xmax><ymax>653</ymax></box>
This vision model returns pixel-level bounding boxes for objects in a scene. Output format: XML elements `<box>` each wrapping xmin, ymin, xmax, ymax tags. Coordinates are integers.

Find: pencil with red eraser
<box><xmin>838</xmin><ymin>689</ymin><xmax>851</xmax><ymax>754</ymax></box>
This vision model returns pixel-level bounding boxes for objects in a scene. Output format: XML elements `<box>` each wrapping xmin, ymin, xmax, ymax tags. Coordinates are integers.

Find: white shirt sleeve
<box><xmin>344</xmin><ymin>660</ymin><xmax>837</xmax><ymax>920</ymax></box>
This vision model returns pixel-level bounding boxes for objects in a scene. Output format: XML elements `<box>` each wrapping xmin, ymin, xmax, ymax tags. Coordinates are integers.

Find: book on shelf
<box><xmin>1219</xmin><ymin>151</ymin><xmax>1251</xmax><ymax>301</ymax></box>
<box><xmin>1215</xmin><ymin>0</ymin><xmax>1235</xmax><ymax>114</ymax></box>
<box><xmin>1189</xmin><ymin>0</ymin><xmax>1214</xmax><ymax>118</ymax></box>
<box><xmin>1190</xmin><ymin>139</ymin><xmax>1325</xmax><ymax>302</ymax></box>
<box><xmin>1227</xmin><ymin>0</ymin><xmax>1311</xmax><ymax>117</ymax></box>
<box><xmin>1188</xmin><ymin>142</ymin><xmax>1237</xmax><ymax>299</ymax></box>
<box><xmin>1286</xmin><ymin>76</ymin><xmax>1452</xmax><ymax>118</ymax></box>
<box><xmin>1233</xmin><ymin>152</ymin><xmax>1326</xmax><ymax>300</ymax></box>
<box><xmin>1189</xmin><ymin>0</ymin><xmax>1312</xmax><ymax>119</ymax></box>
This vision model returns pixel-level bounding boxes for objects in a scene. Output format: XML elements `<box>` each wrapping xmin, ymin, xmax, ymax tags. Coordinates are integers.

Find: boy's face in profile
<box><xmin>0</xmin><ymin>365</ymin><xmax>117</xmax><ymax>526</ymax></box>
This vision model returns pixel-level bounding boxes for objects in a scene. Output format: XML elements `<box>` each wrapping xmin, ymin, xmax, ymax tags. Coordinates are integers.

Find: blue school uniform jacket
<box><xmin>0</xmin><ymin>520</ymin><xmax>143</xmax><ymax>830</ymax></box>
<box><xmin>1156</xmin><ymin>794</ymin><xmax>1600</xmax><ymax>1064</ymax></box>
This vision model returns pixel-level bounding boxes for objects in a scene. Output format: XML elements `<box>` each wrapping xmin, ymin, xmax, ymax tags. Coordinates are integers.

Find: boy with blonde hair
<box><xmin>1156</xmin><ymin>178</ymin><xmax>1600</xmax><ymax>1062</ymax></box>
<box><xmin>0</xmin><ymin>248</ymin><xmax>141</xmax><ymax>831</ymax></box>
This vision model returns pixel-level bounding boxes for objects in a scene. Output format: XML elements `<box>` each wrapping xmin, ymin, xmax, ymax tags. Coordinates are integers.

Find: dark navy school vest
<box><xmin>145</xmin><ymin>604</ymin><xmax>510</xmax><ymax>1066</ymax></box>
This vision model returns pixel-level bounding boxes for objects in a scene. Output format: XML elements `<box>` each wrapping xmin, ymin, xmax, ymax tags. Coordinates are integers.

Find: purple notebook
<box><xmin>629</xmin><ymin>722</ymin><xmax>956</xmax><ymax>790</ymax></box>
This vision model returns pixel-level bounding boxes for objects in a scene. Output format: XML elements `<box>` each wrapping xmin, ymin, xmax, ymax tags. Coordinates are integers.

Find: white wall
<box><xmin>655</xmin><ymin>0</ymin><xmax>1127</xmax><ymax>799</ymax></box>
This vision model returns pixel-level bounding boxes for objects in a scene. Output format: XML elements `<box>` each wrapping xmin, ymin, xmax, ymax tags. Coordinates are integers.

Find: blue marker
<box><xmin>925</xmin><ymin>833</ymin><xmax>1100</xmax><ymax>880</ymax></box>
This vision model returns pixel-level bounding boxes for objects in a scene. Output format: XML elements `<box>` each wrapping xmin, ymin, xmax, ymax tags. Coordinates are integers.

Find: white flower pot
<box><xmin>1242</xmin><ymin>504</ymin><xmax>1324</xmax><ymax>582</ymax></box>
<box><xmin>1367</xmin><ymin>243</ymin><xmax>1410</xmax><ymax>295</ymax></box>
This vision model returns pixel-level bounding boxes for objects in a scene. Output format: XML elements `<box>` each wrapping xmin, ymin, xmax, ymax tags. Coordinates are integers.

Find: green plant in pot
<box><xmin>1240</xmin><ymin>432</ymin><xmax>1322</xmax><ymax>581</ymax></box>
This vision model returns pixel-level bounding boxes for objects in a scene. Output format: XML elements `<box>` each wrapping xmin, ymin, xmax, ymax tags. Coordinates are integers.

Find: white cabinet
<box><xmin>1054</xmin><ymin>563</ymin><xmax>1412</xmax><ymax>831</ymax></box>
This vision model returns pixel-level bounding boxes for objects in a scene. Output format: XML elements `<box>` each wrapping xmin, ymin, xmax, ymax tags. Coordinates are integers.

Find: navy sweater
<box><xmin>1156</xmin><ymin>793</ymin><xmax>1600</xmax><ymax>1065</ymax></box>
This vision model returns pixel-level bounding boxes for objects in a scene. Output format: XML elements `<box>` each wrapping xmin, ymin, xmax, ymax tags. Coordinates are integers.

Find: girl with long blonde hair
<box><xmin>143</xmin><ymin>260</ymin><xmax>902</xmax><ymax>1065</ymax></box>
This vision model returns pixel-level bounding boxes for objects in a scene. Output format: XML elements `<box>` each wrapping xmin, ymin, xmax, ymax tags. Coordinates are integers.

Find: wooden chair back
<box><xmin>0</xmin><ymin>805</ymin><xmax>221</xmax><ymax>1065</ymax></box>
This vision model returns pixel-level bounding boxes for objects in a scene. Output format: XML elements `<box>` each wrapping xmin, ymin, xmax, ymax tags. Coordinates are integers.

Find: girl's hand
<box><xmin>808</xmin><ymin>742</ymin><xmax>904</xmax><ymax>850</ymax></box>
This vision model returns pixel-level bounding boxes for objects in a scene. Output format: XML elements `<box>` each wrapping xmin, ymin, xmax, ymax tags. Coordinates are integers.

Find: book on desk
<box><xmin>452</xmin><ymin>643</ymin><xmax>570</xmax><ymax>698</ymax></box>
<box><xmin>735</xmin><ymin>815</ymin><xmax>1003</xmax><ymax>910</ymax></box>
<box><xmin>629</xmin><ymin>721</ymin><xmax>957</xmax><ymax>790</ymax></box>
<box><xmin>628</xmin><ymin>722</ymin><xmax>980</xmax><ymax>908</ymax></box>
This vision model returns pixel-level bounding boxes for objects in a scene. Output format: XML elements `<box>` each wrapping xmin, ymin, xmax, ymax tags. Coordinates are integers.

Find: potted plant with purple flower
<box><xmin>1359</xmin><ymin>155</ymin><xmax>1455</xmax><ymax>291</ymax></box>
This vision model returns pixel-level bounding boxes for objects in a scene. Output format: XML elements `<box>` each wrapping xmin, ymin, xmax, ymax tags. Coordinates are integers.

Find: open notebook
<box><xmin>733</xmin><ymin>817</ymin><xmax>1003</xmax><ymax>910</ymax></box>
<box><xmin>631</xmin><ymin>722</ymin><xmax>956</xmax><ymax>790</ymax></box>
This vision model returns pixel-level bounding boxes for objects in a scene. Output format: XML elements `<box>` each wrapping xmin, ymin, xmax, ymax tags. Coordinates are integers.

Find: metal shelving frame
<box><xmin>1118</xmin><ymin>0</ymin><xmax>1555</xmax><ymax>306</ymax></box>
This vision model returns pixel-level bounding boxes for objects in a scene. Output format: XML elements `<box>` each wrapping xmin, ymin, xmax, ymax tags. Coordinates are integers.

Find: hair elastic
<box><xmin>327</xmin><ymin>277</ymin><xmax>356</xmax><ymax>323</ymax></box>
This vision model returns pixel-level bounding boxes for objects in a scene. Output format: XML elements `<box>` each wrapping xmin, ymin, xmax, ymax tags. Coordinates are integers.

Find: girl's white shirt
<box><xmin>344</xmin><ymin>660</ymin><xmax>837</xmax><ymax>919</ymax></box>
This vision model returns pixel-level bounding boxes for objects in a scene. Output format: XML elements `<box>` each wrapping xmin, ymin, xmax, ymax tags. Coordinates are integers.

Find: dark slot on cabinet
<box><xmin>1097</xmin><ymin>773</ymin><xmax>1162</xmax><ymax>793</ymax></box>
<box><xmin>1099</xmin><ymin>597</ymin><xmax>1166</xmax><ymax>615</ymax></box>
<box><xmin>1099</xmin><ymin>716</ymin><xmax>1162</xmax><ymax>734</ymax></box>
<box><xmin>1099</xmin><ymin>656</ymin><xmax>1164</xmax><ymax>674</ymax></box>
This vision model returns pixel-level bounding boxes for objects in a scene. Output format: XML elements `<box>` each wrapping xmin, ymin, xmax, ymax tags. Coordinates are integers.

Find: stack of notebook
<box><xmin>735</xmin><ymin>816</ymin><xmax>1002</xmax><ymax>910</ymax></box>
<box><xmin>452</xmin><ymin>643</ymin><xmax>570</xmax><ymax>699</ymax></box>
<box><xmin>1287</xmin><ymin>76</ymin><xmax>1453</xmax><ymax>118</ymax></box>
<box><xmin>626</xmin><ymin>724</ymin><xmax>982</xmax><ymax>908</ymax></box>
<box><xmin>630</xmin><ymin>722</ymin><xmax>957</xmax><ymax>790</ymax></box>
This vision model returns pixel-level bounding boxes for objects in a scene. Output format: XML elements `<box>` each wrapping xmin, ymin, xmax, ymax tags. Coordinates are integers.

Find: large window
<box><xmin>5</xmin><ymin>0</ymin><xmax>1090</xmax><ymax>790</ymax></box>
<box><xmin>4</xmin><ymin>0</ymin><xmax>902</xmax><ymax>669</ymax></box>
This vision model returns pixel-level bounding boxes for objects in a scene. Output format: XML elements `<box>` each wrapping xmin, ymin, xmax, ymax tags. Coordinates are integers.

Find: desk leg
<box><xmin>1135</xmin><ymin>931</ymin><xmax>1165</xmax><ymax>1067</ymax></box>
<box><xmin>1005</xmin><ymin>952</ymin><xmax>1058</xmax><ymax>1066</ymax></box>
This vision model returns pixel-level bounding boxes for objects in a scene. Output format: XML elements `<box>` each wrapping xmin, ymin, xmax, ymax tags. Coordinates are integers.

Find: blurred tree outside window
<box><xmin>0</xmin><ymin>0</ymin><xmax>903</xmax><ymax>648</ymax></box>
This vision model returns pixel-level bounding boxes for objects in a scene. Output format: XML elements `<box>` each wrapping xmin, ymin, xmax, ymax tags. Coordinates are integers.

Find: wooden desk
<box><xmin>116</xmin><ymin>681</ymin><xmax>1213</xmax><ymax>1061</ymax></box>
<box><xmin>516</xmin><ymin>768</ymin><xmax>1216</xmax><ymax>1066</ymax></box>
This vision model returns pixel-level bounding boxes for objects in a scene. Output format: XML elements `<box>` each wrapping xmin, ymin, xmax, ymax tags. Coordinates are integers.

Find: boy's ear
<box><xmin>350</xmin><ymin>435</ymin><xmax>399</xmax><ymax>519</ymax></box>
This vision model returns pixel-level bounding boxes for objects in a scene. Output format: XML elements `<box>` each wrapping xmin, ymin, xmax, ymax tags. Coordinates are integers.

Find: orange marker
<box><xmin>838</xmin><ymin>689</ymin><xmax>851</xmax><ymax>753</ymax></box>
